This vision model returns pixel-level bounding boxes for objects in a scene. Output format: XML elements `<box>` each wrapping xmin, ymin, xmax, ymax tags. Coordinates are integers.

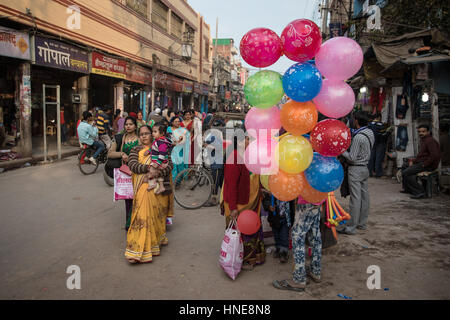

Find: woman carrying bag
<box><xmin>107</xmin><ymin>116</ymin><xmax>139</xmax><ymax>231</ymax></box>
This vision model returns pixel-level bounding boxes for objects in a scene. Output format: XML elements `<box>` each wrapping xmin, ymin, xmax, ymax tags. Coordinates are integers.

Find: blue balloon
<box><xmin>305</xmin><ymin>153</ymin><xmax>344</xmax><ymax>193</ymax></box>
<box><xmin>282</xmin><ymin>63</ymin><xmax>322</xmax><ymax>102</ymax></box>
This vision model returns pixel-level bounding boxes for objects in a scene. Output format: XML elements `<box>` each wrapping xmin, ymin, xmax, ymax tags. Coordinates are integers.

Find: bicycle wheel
<box><xmin>174</xmin><ymin>167</ymin><xmax>213</xmax><ymax>210</ymax></box>
<box><xmin>78</xmin><ymin>150</ymin><xmax>99</xmax><ymax>175</ymax></box>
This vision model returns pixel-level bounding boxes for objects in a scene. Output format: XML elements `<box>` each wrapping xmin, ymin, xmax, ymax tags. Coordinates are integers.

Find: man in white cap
<box><xmin>149</xmin><ymin>107</ymin><xmax>163</xmax><ymax>123</ymax></box>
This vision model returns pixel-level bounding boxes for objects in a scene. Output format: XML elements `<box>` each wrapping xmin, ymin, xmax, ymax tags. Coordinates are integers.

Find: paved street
<box><xmin>0</xmin><ymin>158</ymin><xmax>449</xmax><ymax>299</ymax></box>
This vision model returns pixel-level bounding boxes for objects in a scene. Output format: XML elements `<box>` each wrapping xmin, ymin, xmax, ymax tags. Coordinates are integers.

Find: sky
<box><xmin>187</xmin><ymin>0</ymin><xmax>322</xmax><ymax>75</ymax></box>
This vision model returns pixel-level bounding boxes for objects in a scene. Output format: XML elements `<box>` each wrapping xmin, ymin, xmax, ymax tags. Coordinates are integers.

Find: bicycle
<box><xmin>173</xmin><ymin>164</ymin><xmax>215</xmax><ymax>210</ymax></box>
<box><xmin>78</xmin><ymin>143</ymin><xmax>108</xmax><ymax>175</ymax></box>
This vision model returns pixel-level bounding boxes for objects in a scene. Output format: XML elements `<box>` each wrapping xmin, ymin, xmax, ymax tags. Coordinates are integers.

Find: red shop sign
<box><xmin>126</xmin><ymin>63</ymin><xmax>152</xmax><ymax>85</ymax></box>
<box><xmin>91</xmin><ymin>52</ymin><xmax>127</xmax><ymax>79</ymax></box>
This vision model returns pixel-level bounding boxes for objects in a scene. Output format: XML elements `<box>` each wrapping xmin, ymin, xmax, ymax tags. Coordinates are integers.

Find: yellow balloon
<box><xmin>277</xmin><ymin>135</ymin><xmax>313</xmax><ymax>174</ymax></box>
<box><xmin>260</xmin><ymin>175</ymin><xmax>270</xmax><ymax>190</ymax></box>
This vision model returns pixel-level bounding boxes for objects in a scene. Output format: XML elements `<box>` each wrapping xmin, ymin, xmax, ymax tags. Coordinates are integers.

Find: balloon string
<box><xmin>273</xmin><ymin>133</ymin><xmax>290</xmax><ymax>141</ymax></box>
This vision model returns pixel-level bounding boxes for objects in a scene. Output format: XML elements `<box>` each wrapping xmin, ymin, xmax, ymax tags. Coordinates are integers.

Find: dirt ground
<box><xmin>0</xmin><ymin>159</ymin><xmax>449</xmax><ymax>300</ymax></box>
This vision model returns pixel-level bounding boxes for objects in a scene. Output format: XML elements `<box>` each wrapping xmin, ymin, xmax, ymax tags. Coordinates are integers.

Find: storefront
<box><xmin>90</xmin><ymin>52</ymin><xmax>126</xmax><ymax>114</ymax></box>
<box><xmin>0</xmin><ymin>26</ymin><xmax>31</xmax><ymax>153</ymax></box>
<box><xmin>124</xmin><ymin>63</ymin><xmax>152</xmax><ymax>119</ymax></box>
<box><xmin>31</xmin><ymin>35</ymin><xmax>89</xmax><ymax>146</ymax></box>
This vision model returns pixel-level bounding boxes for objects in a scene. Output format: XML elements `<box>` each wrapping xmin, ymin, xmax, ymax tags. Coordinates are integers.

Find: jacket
<box><xmin>413</xmin><ymin>135</ymin><xmax>441</xmax><ymax>170</ymax></box>
<box><xmin>77</xmin><ymin>121</ymin><xmax>98</xmax><ymax>145</ymax></box>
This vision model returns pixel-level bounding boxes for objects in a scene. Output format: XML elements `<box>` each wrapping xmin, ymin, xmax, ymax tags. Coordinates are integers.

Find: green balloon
<box><xmin>244</xmin><ymin>70</ymin><xmax>284</xmax><ymax>109</ymax></box>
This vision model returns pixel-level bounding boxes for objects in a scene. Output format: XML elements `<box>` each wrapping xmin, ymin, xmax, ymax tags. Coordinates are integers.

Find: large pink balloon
<box><xmin>315</xmin><ymin>37</ymin><xmax>363</xmax><ymax>80</ymax></box>
<box><xmin>245</xmin><ymin>106</ymin><xmax>281</xmax><ymax>139</ymax></box>
<box><xmin>313</xmin><ymin>79</ymin><xmax>355</xmax><ymax>119</ymax></box>
<box><xmin>240</xmin><ymin>28</ymin><xmax>283</xmax><ymax>68</ymax></box>
<box><xmin>281</xmin><ymin>19</ymin><xmax>322</xmax><ymax>63</ymax></box>
<box><xmin>244</xmin><ymin>138</ymin><xmax>278</xmax><ymax>175</ymax></box>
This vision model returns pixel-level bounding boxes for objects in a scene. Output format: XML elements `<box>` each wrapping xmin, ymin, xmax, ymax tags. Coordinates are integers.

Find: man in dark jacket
<box><xmin>368</xmin><ymin>114</ymin><xmax>393</xmax><ymax>178</ymax></box>
<box><xmin>401</xmin><ymin>124</ymin><xmax>441</xmax><ymax>199</ymax></box>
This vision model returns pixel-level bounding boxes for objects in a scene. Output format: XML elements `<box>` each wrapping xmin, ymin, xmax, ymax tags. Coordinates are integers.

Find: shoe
<box><xmin>279</xmin><ymin>251</ymin><xmax>288</xmax><ymax>263</ymax></box>
<box><xmin>399</xmin><ymin>190</ymin><xmax>409</xmax><ymax>194</ymax></box>
<box><xmin>273</xmin><ymin>279</ymin><xmax>305</xmax><ymax>292</ymax></box>
<box><xmin>410</xmin><ymin>193</ymin><xmax>426</xmax><ymax>199</ymax></box>
<box><xmin>273</xmin><ymin>248</ymin><xmax>280</xmax><ymax>259</ymax></box>
<box><xmin>337</xmin><ymin>228</ymin><xmax>356</xmax><ymax>235</ymax></box>
<box><xmin>356</xmin><ymin>225</ymin><xmax>367</xmax><ymax>230</ymax></box>
<box><xmin>88</xmin><ymin>157</ymin><xmax>97</xmax><ymax>165</ymax></box>
<box><xmin>306</xmin><ymin>267</ymin><xmax>322</xmax><ymax>283</ymax></box>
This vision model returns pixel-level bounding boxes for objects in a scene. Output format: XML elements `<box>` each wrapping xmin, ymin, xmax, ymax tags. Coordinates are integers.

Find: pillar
<box><xmin>16</xmin><ymin>62</ymin><xmax>32</xmax><ymax>158</ymax></box>
<box><xmin>77</xmin><ymin>75</ymin><xmax>89</xmax><ymax>118</ymax></box>
<box><xmin>114</xmin><ymin>81</ymin><xmax>124</xmax><ymax>114</ymax></box>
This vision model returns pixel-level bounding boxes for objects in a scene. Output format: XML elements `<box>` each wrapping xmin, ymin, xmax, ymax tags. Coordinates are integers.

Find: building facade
<box><xmin>0</xmin><ymin>0</ymin><xmax>212</xmax><ymax>158</ymax></box>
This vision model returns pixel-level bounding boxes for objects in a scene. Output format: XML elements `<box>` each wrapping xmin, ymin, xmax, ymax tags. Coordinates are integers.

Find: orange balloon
<box><xmin>268</xmin><ymin>170</ymin><xmax>304</xmax><ymax>201</ymax></box>
<box><xmin>298</xmin><ymin>172</ymin><xmax>328</xmax><ymax>203</ymax></box>
<box><xmin>280</xmin><ymin>100</ymin><xmax>318</xmax><ymax>136</ymax></box>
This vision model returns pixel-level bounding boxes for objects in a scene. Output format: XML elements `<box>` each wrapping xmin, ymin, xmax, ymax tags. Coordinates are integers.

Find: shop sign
<box><xmin>34</xmin><ymin>36</ymin><xmax>89</xmax><ymax>73</ymax></box>
<box><xmin>0</xmin><ymin>26</ymin><xmax>30</xmax><ymax>60</ymax></box>
<box><xmin>168</xmin><ymin>75</ymin><xmax>183</xmax><ymax>92</ymax></box>
<box><xmin>155</xmin><ymin>72</ymin><xmax>168</xmax><ymax>88</ymax></box>
<box><xmin>329</xmin><ymin>23</ymin><xmax>343</xmax><ymax>38</ymax></box>
<box><xmin>194</xmin><ymin>82</ymin><xmax>202</xmax><ymax>94</ymax></box>
<box><xmin>202</xmin><ymin>84</ymin><xmax>210</xmax><ymax>95</ymax></box>
<box><xmin>91</xmin><ymin>52</ymin><xmax>126</xmax><ymax>79</ymax></box>
<box><xmin>183</xmin><ymin>80</ymin><xmax>193</xmax><ymax>93</ymax></box>
<box><xmin>126</xmin><ymin>63</ymin><xmax>152</xmax><ymax>85</ymax></box>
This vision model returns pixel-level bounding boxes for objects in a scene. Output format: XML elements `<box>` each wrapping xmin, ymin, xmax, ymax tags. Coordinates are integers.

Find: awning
<box><xmin>400</xmin><ymin>54</ymin><xmax>450</xmax><ymax>65</ymax></box>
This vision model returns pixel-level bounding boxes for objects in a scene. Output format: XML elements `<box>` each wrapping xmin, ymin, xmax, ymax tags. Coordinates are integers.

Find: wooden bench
<box><xmin>417</xmin><ymin>171</ymin><xmax>440</xmax><ymax>198</ymax></box>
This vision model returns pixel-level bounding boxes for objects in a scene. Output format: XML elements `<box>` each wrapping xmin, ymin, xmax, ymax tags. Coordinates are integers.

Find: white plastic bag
<box><xmin>113</xmin><ymin>168</ymin><xmax>134</xmax><ymax>201</ymax></box>
<box><xmin>219</xmin><ymin>219</ymin><xmax>243</xmax><ymax>280</ymax></box>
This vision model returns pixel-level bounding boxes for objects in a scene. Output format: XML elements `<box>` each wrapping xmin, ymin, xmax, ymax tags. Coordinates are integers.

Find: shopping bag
<box><xmin>114</xmin><ymin>168</ymin><xmax>134</xmax><ymax>201</ymax></box>
<box><xmin>219</xmin><ymin>219</ymin><xmax>243</xmax><ymax>280</ymax></box>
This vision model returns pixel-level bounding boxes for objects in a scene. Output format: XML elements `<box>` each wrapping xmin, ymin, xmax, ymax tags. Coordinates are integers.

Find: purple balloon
<box><xmin>313</xmin><ymin>79</ymin><xmax>355</xmax><ymax>119</ymax></box>
<box><xmin>315</xmin><ymin>37</ymin><xmax>363</xmax><ymax>81</ymax></box>
<box><xmin>245</xmin><ymin>106</ymin><xmax>281</xmax><ymax>138</ymax></box>
<box><xmin>244</xmin><ymin>138</ymin><xmax>278</xmax><ymax>175</ymax></box>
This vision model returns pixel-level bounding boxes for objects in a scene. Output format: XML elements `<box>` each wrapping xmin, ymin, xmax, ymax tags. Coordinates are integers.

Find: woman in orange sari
<box><xmin>125</xmin><ymin>124</ymin><xmax>172</xmax><ymax>263</ymax></box>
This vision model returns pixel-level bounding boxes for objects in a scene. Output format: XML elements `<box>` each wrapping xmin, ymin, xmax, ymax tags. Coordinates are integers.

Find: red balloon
<box><xmin>240</xmin><ymin>28</ymin><xmax>283</xmax><ymax>68</ymax></box>
<box><xmin>281</xmin><ymin>19</ymin><xmax>322</xmax><ymax>63</ymax></box>
<box><xmin>237</xmin><ymin>210</ymin><xmax>261</xmax><ymax>235</ymax></box>
<box><xmin>310</xmin><ymin>119</ymin><xmax>351</xmax><ymax>157</ymax></box>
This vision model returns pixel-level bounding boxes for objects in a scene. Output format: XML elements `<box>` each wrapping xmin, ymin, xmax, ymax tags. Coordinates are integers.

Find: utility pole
<box><xmin>321</xmin><ymin>0</ymin><xmax>330</xmax><ymax>37</ymax></box>
<box><xmin>213</xmin><ymin>17</ymin><xmax>219</xmax><ymax>111</ymax></box>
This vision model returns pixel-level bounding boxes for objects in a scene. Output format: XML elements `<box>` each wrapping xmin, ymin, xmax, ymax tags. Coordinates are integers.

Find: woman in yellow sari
<box><xmin>125</xmin><ymin>124</ymin><xmax>173</xmax><ymax>263</ymax></box>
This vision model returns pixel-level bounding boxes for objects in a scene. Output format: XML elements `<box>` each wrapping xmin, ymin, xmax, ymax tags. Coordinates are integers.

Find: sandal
<box><xmin>273</xmin><ymin>279</ymin><xmax>305</xmax><ymax>292</ymax></box>
<box><xmin>241</xmin><ymin>263</ymin><xmax>254</xmax><ymax>271</ymax></box>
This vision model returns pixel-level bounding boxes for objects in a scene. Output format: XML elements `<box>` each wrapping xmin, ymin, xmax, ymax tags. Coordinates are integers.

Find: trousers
<box><xmin>272</xmin><ymin>216</ymin><xmax>289</xmax><ymax>253</ymax></box>
<box><xmin>292</xmin><ymin>204</ymin><xmax>322</xmax><ymax>284</ymax></box>
<box><xmin>346</xmin><ymin>166</ymin><xmax>370</xmax><ymax>233</ymax></box>
<box><xmin>402</xmin><ymin>162</ymin><xmax>431</xmax><ymax>196</ymax></box>
<box><xmin>368</xmin><ymin>142</ymin><xmax>386</xmax><ymax>177</ymax></box>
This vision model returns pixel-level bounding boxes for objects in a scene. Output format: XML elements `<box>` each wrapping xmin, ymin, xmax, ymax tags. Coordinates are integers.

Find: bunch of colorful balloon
<box><xmin>241</xmin><ymin>19</ymin><xmax>363</xmax><ymax>205</ymax></box>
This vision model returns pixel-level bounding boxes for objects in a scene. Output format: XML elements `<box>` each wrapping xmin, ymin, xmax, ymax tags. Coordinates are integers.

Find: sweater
<box><xmin>342</xmin><ymin>127</ymin><xmax>375</xmax><ymax>166</ymax></box>
<box><xmin>413</xmin><ymin>135</ymin><xmax>440</xmax><ymax>170</ymax></box>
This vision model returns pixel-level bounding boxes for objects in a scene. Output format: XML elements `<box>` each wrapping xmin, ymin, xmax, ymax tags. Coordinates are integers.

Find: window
<box><xmin>152</xmin><ymin>0</ymin><xmax>168</xmax><ymax>31</ymax></box>
<box><xmin>126</xmin><ymin>0</ymin><xmax>148</xmax><ymax>18</ymax></box>
<box><xmin>185</xmin><ymin>24</ymin><xmax>195</xmax><ymax>42</ymax></box>
<box><xmin>171</xmin><ymin>12</ymin><xmax>183</xmax><ymax>39</ymax></box>
<box><xmin>204</xmin><ymin>39</ymin><xmax>209</xmax><ymax>60</ymax></box>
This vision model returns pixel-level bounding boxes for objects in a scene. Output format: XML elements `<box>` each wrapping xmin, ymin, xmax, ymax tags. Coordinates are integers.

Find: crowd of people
<box><xmin>76</xmin><ymin>105</ymin><xmax>445</xmax><ymax>291</ymax></box>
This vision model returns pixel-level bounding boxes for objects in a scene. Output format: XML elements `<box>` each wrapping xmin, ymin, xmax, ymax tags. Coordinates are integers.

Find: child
<box><xmin>147</xmin><ymin>124</ymin><xmax>171</xmax><ymax>194</ymax></box>
<box><xmin>273</xmin><ymin>202</ymin><xmax>322</xmax><ymax>292</ymax></box>
<box><xmin>262</xmin><ymin>192</ymin><xmax>294</xmax><ymax>263</ymax></box>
